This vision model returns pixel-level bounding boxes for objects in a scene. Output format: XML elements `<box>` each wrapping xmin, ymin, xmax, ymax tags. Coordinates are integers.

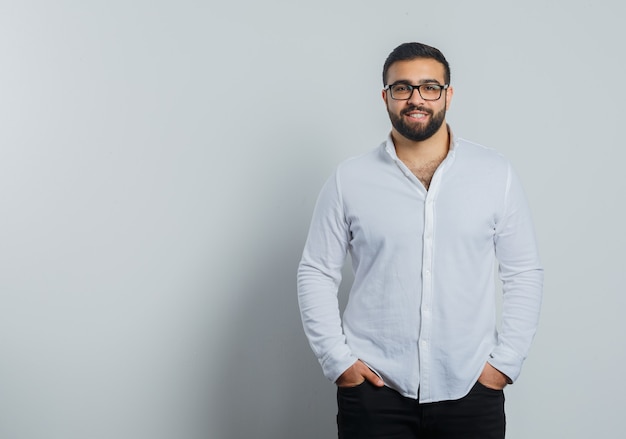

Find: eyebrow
<box><xmin>391</xmin><ymin>78</ymin><xmax>443</xmax><ymax>85</ymax></box>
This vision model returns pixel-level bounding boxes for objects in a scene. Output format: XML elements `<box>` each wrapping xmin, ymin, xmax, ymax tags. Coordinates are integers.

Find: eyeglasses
<box><xmin>384</xmin><ymin>82</ymin><xmax>449</xmax><ymax>101</ymax></box>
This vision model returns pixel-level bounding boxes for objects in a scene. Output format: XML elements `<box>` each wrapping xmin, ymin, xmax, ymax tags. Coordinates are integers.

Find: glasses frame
<box><xmin>384</xmin><ymin>82</ymin><xmax>450</xmax><ymax>101</ymax></box>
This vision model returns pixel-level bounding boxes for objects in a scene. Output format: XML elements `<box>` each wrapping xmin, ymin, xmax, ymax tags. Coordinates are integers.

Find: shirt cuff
<box><xmin>488</xmin><ymin>345</ymin><xmax>525</xmax><ymax>384</ymax></box>
<box><xmin>320</xmin><ymin>345</ymin><xmax>359</xmax><ymax>383</ymax></box>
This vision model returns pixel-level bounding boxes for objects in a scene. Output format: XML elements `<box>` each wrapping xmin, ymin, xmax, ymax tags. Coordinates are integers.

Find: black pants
<box><xmin>337</xmin><ymin>381</ymin><xmax>505</xmax><ymax>439</ymax></box>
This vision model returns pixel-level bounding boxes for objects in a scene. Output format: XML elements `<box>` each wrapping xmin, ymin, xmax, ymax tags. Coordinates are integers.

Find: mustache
<box><xmin>401</xmin><ymin>105</ymin><xmax>433</xmax><ymax>116</ymax></box>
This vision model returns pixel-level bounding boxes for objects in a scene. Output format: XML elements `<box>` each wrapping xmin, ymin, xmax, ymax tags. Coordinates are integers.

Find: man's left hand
<box><xmin>478</xmin><ymin>362</ymin><xmax>509</xmax><ymax>390</ymax></box>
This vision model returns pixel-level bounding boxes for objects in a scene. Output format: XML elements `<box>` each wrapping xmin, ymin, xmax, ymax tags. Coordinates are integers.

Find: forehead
<box><xmin>386</xmin><ymin>58</ymin><xmax>446</xmax><ymax>84</ymax></box>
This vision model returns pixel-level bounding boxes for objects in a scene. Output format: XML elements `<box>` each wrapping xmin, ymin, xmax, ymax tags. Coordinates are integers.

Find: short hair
<box><xmin>382</xmin><ymin>42</ymin><xmax>451</xmax><ymax>86</ymax></box>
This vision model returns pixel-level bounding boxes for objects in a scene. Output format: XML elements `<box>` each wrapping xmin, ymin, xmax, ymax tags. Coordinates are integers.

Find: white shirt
<box><xmin>297</xmin><ymin>131</ymin><xmax>543</xmax><ymax>403</ymax></box>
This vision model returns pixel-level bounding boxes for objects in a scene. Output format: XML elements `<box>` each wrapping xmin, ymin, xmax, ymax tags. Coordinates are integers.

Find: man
<box><xmin>297</xmin><ymin>42</ymin><xmax>543</xmax><ymax>438</ymax></box>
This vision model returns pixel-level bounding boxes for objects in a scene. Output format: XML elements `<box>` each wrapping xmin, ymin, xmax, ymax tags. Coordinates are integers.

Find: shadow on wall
<box><xmin>211</xmin><ymin>252</ymin><xmax>336</xmax><ymax>439</ymax></box>
<box><xmin>211</xmin><ymin>137</ymin><xmax>340</xmax><ymax>439</ymax></box>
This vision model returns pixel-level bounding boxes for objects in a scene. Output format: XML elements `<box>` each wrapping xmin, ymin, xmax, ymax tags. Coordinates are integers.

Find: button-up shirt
<box><xmin>297</xmin><ymin>131</ymin><xmax>543</xmax><ymax>403</ymax></box>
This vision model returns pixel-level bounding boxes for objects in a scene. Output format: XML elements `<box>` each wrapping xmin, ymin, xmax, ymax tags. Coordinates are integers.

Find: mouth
<box><xmin>402</xmin><ymin>107</ymin><xmax>432</xmax><ymax>121</ymax></box>
<box><xmin>406</xmin><ymin>112</ymin><xmax>428</xmax><ymax>120</ymax></box>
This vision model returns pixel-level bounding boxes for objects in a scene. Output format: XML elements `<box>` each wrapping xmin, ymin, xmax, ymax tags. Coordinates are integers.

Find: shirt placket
<box><xmin>418</xmin><ymin>188</ymin><xmax>435</xmax><ymax>400</ymax></box>
<box><xmin>417</xmin><ymin>151</ymin><xmax>451</xmax><ymax>401</ymax></box>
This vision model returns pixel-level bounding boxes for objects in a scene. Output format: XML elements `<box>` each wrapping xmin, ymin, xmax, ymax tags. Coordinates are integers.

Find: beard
<box><xmin>387</xmin><ymin>104</ymin><xmax>447</xmax><ymax>142</ymax></box>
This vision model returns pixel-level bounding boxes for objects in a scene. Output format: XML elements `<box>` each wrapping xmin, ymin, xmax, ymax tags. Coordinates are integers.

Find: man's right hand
<box><xmin>336</xmin><ymin>360</ymin><xmax>384</xmax><ymax>388</ymax></box>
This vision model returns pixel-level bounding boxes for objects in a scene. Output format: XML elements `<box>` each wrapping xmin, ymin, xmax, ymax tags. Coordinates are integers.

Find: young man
<box><xmin>297</xmin><ymin>42</ymin><xmax>543</xmax><ymax>438</ymax></box>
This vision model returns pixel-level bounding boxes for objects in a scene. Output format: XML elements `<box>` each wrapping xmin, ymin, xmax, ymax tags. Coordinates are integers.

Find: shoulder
<box><xmin>334</xmin><ymin>142</ymin><xmax>390</xmax><ymax>178</ymax></box>
<box><xmin>454</xmin><ymin>137</ymin><xmax>511</xmax><ymax>170</ymax></box>
<box><xmin>455</xmin><ymin>137</ymin><xmax>507</xmax><ymax>160</ymax></box>
<box><xmin>447</xmin><ymin>138</ymin><xmax>515</xmax><ymax>190</ymax></box>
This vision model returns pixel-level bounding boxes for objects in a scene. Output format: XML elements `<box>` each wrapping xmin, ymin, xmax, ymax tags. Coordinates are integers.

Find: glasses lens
<box><xmin>390</xmin><ymin>84</ymin><xmax>413</xmax><ymax>99</ymax></box>
<box><xmin>419</xmin><ymin>84</ymin><xmax>443</xmax><ymax>100</ymax></box>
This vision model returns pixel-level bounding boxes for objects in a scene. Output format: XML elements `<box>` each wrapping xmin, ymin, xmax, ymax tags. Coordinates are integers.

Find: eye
<box><xmin>422</xmin><ymin>84</ymin><xmax>441</xmax><ymax>92</ymax></box>
<box><xmin>392</xmin><ymin>84</ymin><xmax>411</xmax><ymax>93</ymax></box>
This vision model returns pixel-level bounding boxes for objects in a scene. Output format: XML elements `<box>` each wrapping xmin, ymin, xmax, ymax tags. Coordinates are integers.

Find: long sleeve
<box><xmin>297</xmin><ymin>170</ymin><xmax>358</xmax><ymax>382</ymax></box>
<box><xmin>490</xmin><ymin>164</ymin><xmax>544</xmax><ymax>382</ymax></box>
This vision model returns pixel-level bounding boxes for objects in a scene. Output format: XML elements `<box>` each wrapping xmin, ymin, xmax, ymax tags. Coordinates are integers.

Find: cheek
<box><xmin>387</xmin><ymin>99</ymin><xmax>406</xmax><ymax>113</ymax></box>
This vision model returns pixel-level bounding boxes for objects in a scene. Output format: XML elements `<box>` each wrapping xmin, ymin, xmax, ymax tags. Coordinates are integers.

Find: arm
<box><xmin>489</xmin><ymin>164</ymin><xmax>544</xmax><ymax>384</ymax></box>
<box><xmin>297</xmin><ymin>171</ymin><xmax>358</xmax><ymax>383</ymax></box>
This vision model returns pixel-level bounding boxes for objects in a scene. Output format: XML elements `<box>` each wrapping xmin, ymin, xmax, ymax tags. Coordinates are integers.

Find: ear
<box><xmin>445</xmin><ymin>85</ymin><xmax>454</xmax><ymax>109</ymax></box>
<box><xmin>382</xmin><ymin>88</ymin><xmax>388</xmax><ymax>102</ymax></box>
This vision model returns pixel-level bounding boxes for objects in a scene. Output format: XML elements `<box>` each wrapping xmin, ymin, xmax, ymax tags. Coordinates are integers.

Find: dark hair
<box><xmin>382</xmin><ymin>42</ymin><xmax>451</xmax><ymax>85</ymax></box>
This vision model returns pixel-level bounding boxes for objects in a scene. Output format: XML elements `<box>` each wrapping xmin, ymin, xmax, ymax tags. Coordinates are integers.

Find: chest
<box><xmin>343</xmin><ymin>171</ymin><xmax>502</xmax><ymax>251</ymax></box>
<box><xmin>406</xmin><ymin>160</ymin><xmax>441</xmax><ymax>190</ymax></box>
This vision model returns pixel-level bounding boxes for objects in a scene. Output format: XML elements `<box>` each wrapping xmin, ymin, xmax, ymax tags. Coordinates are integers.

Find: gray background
<box><xmin>0</xmin><ymin>1</ymin><xmax>624</xmax><ymax>438</ymax></box>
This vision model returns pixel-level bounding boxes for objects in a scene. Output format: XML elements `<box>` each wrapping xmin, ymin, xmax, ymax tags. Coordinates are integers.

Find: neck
<box><xmin>392</xmin><ymin>123</ymin><xmax>450</xmax><ymax>164</ymax></box>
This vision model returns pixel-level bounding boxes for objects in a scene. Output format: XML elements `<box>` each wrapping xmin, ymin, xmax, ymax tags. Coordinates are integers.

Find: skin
<box><xmin>335</xmin><ymin>57</ymin><xmax>509</xmax><ymax>391</ymax></box>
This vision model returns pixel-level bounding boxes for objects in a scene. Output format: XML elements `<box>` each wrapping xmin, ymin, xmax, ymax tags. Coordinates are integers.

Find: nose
<box><xmin>407</xmin><ymin>87</ymin><xmax>426</xmax><ymax>105</ymax></box>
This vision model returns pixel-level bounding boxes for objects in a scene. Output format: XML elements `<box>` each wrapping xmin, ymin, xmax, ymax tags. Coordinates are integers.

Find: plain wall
<box><xmin>0</xmin><ymin>1</ymin><xmax>624</xmax><ymax>438</ymax></box>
